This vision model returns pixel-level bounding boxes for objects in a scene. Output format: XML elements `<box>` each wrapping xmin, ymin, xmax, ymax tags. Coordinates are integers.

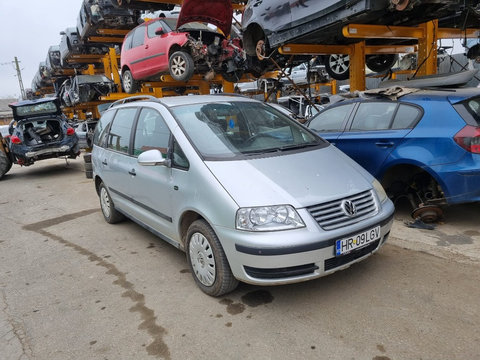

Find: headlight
<box><xmin>372</xmin><ymin>178</ymin><xmax>387</xmax><ymax>203</ymax></box>
<box><xmin>236</xmin><ymin>205</ymin><xmax>305</xmax><ymax>231</ymax></box>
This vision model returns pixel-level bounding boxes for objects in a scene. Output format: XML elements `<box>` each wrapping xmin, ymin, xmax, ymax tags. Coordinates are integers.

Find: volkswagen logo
<box><xmin>341</xmin><ymin>200</ymin><xmax>357</xmax><ymax>217</ymax></box>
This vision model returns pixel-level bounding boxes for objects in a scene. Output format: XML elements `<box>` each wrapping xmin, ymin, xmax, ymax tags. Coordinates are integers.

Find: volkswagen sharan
<box><xmin>92</xmin><ymin>95</ymin><xmax>394</xmax><ymax>296</ymax></box>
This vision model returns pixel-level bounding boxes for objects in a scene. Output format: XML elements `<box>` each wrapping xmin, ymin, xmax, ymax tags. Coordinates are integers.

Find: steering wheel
<box><xmin>244</xmin><ymin>132</ymin><xmax>278</xmax><ymax>145</ymax></box>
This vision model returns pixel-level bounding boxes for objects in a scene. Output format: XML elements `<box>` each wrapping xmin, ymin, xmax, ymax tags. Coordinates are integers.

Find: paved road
<box><xmin>1</xmin><ymin>159</ymin><xmax>479</xmax><ymax>360</ymax></box>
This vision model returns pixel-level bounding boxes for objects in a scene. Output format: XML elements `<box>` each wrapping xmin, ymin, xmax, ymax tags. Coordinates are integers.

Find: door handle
<box><xmin>145</xmin><ymin>45</ymin><xmax>149</xmax><ymax>49</ymax></box>
<box><xmin>128</xmin><ymin>169</ymin><xmax>136</xmax><ymax>176</ymax></box>
<box><xmin>102</xmin><ymin>160</ymin><xmax>108</xmax><ymax>165</ymax></box>
<box><xmin>375</xmin><ymin>141</ymin><xmax>394</xmax><ymax>148</ymax></box>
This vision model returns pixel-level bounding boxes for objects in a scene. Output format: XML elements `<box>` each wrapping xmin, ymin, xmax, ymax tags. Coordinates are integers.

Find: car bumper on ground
<box><xmin>216</xmin><ymin>200</ymin><xmax>395</xmax><ymax>285</ymax></box>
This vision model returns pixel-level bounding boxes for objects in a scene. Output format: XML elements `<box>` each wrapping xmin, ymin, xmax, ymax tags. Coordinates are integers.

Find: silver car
<box><xmin>92</xmin><ymin>95</ymin><xmax>394</xmax><ymax>296</ymax></box>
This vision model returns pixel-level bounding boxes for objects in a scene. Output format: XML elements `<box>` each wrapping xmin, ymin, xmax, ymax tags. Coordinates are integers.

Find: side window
<box><xmin>131</xmin><ymin>26</ymin><xmax>145</xmax><ymax>48</ymax></box>
<box><xmin>172</xmin><ymin>138</ymin><xmax>189</xmax><ymax>170</ymax></box>
<box><xmin>147</xmin><ymin>20</ymin><xmax>162</xmax><ymax>38</ymax></box>
<box><xmin>133</xmin><ymin>108</ymin><xmax>170</xmax><ymax>157</ymax></box>
<box><xmin>93</xmin><ymin>109</ymin><xmax>115</xmax><ymax>147</ymax></box>
<box><xmin>123</xmin><ymin>32</ymin><xmax>134</xmax><ymax>51</ymax></box>
<box><xmin>308</xmin><ymin>104</ymin><xmax>354</xmax><ymax>132</ymax></box>
<box><xmin>350</xmin><ymin>102</ymin><xmax>397</xmax><ymax>131</ymax></box>
<box><xmin>392</xmin><ymin>104</ymin><xmax>421</xmax><ymax>129</ymax></box>
<box><xmin>107</xmin><ymin>108</ymin><xmax>138</xmax><ymax>154</ymax></box>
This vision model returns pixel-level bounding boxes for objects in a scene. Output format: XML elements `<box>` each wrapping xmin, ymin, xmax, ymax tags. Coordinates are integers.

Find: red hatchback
<box><xmin>120</xmin><ymin>0</ymin><xmax>246</xmax><ymax>93</ymax></box>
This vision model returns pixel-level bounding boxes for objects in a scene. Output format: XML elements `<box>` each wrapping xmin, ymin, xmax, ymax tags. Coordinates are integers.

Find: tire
<box><xmin>122</xmin><ymin>69</ymin><xmax>140</xmax><ymax>94</ymax></box>
<box><xmin>0</xmin><ymin>150</ymin><xmax>12</xmax><ymax>179</ymax></box>
<box><xmin>85</xmin><ymin>170</ymin><xmax>93</xmax><ymax>179</ymax></box>
<box><xmin>366</xmin><ymin>54</ymin><xmax>398</xmax><ymax>73</ymax></box>
<box><xmin>169</xmin><ymin>51</ymin><xmax>195</xmax><ymax>82</ymax></box>
<box><xmin>83</xmin><ymin>153</ymin><xmax>92</xmax><ymax>163</ymax></box>
<box><xmin>324</xmin><ymin>54</ymin><xmax>350</xmax><ymax>81</ymax></box>
<box><xmin>84</xmin><ymin>162</ymin><xmax>92</xmax><ymax>171</ymax></box>
<box><xmin>99</xmin><ymin>182</ymin><xmax>124</xmax><ymax>224</ymax></box>
<box><xmin>186</xmin><ymin>220</ymin><xmax>238</xmax><ymax>297</ymax></box>
<box><xmin>221</xmin><ymin>70</ymin><xmax>244</xmax><ymax>83</ymax></box>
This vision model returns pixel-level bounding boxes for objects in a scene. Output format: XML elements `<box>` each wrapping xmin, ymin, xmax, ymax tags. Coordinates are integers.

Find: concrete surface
<box><xmin>0</xmin><ymin>158</ymin><xmax>479</xmax><ymax>360</ymax></box>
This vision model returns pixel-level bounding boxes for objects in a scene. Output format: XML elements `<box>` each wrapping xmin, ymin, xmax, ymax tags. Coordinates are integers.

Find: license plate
<box><xmin>335</xmin><ymin>226</ymin><xmax>381</xmax><ymax>256</ymax></box>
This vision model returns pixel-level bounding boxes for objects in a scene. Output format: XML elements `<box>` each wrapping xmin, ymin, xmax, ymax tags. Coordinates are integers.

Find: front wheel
<box><xmin>186</xmin><ymin>220</ymin><xmax>238</xmax><ymax>297</ymax></box>
<box><xmin>169</xmin><ymin>51</ymin><xmax>194</xmax><ymax>82</ymax></box>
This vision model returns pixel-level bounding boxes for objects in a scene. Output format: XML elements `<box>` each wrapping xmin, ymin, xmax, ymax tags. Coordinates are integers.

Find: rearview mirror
<box><xmin>138</xmin><ymin>149</ymin><xmax>171</xmax><ymax>167</ymax></box>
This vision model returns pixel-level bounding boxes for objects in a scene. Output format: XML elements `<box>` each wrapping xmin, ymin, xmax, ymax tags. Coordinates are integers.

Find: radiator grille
<box><xmin>307</xmin><ymin>190</ymin><xmax>378</xmax><ymax>230</ymax></box>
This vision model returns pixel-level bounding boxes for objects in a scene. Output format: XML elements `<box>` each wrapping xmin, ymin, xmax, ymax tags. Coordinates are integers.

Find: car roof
<box><xmin>110</xmin><ymin>94</ymin><xmax>259</xmax><ymax>110</ymax></box>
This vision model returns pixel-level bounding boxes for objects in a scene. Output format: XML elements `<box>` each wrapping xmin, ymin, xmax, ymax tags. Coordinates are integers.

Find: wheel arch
<box><xmin>243</xmin><ymin>23</ymin><xmax>265</xmax><ymax>56</ymax></box>
<box><xmin>380</xmin><ymin>162</ymin><xmax>448</xmax><ymax>199</ymax></box>
<box><xmin>178</xmin><ymin>210</ymin><xmax>207</xmax><ymax>247</ymax></box>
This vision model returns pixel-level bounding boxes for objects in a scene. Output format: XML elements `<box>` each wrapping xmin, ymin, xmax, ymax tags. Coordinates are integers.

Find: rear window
<box><xmin>13</xmin><ymin>101</ymin><xmax>59</xmax><ymax>118</ymax></box>
<box><xmin>464</xmin><ymin>97</ymin><xmax>480</xmax><ymax>125</ymax></box>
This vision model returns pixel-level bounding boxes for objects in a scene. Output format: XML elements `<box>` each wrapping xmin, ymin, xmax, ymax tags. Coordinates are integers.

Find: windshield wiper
<box><xmin>277</xmin><ymin>143</ymin><xmax>319</xmax><ymax>151</ymax></box>
<box><xmin>242</xmin><ymin>148</ymin><xmax>281</xmax><ymax>156</ymax></box>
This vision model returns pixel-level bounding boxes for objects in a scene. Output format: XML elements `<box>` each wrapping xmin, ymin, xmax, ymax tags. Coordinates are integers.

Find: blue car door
<box><xmin>307</xmin><ymin>103</ymin><xmax>355</xmax><ymax>143</ymax></box>
<box><xmin>334</xmin><ymin>102</ymin><xmax>420</xmax><ymax>178</ymax></box>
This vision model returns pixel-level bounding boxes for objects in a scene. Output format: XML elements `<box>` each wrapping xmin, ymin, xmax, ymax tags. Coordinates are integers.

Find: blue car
<box><xmin>306</xmin><ymin>88</ymin><xmax>480</xmax><ymax>222</ymax></box>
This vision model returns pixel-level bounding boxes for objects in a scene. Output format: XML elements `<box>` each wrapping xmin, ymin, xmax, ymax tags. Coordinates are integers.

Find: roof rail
<box><xmin>108</xmin><ymin>95</ymin><xmax>158</xmax><ymax>109</ymax></box>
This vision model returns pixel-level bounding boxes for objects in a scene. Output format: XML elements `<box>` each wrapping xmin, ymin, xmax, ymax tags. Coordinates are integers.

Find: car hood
<box><xmin>205</xmin><ymin>146</ymin><xmax>373</xmax><ymax>208</ymax></box>
<box><xmin>177</xmin><ymin>0</ymin><xmax>232</xmax><ymax>36</ymax></box>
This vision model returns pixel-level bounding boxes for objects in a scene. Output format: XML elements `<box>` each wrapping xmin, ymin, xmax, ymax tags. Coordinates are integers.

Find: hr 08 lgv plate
<box><xmin>335</xmin><ymin>226</ymin><xmax>380</xmax><ymax>256</ymax></box>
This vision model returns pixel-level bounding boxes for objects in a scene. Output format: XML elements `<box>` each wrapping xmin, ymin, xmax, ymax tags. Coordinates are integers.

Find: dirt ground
<box><xmin>1</xmin><ymin>158</ymin><xmax>479</xmax><ymax>360</ymax></box>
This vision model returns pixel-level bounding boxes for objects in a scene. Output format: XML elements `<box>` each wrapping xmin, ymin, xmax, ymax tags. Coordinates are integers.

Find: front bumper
<box><xmin>216</xmin><ymin>199</ymin><xmax>395</xmax><ymax>285</ymax></box>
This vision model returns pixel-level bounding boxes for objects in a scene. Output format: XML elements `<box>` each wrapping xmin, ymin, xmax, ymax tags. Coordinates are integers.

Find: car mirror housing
<box><xmin>138</xmin><ymin>149</ymin><xmax>171</xmax><ymax>167</ymax></box>
<box><xmin>155</xmin><ymin>27</ymin><xmax>164</xmax><ymax>35</ymax></box>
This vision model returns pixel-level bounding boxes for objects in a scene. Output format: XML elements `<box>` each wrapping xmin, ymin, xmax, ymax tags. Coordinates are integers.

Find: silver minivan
<box><xmin>92</xmin><ymin>95</ymin><xmax>394</xmax><ymax>296</ymax></box>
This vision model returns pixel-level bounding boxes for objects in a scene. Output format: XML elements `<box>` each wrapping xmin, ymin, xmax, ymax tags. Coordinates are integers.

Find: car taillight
<box><xmin>10</xmin><ymin>135</ymin><xmax>21</xmax><ymax>144</ymax></box>
<box><xmin>454</xmin><ymin>125</ymin><xmax>480</xmax><ymax>154</ymax></box>
<box><xmin>66</xmin><ymin>127</ymin><xmax>75</xmax><ymax>136</ymax></box>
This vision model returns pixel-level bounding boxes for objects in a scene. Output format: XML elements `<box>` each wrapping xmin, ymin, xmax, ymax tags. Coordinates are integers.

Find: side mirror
<box><xmin>155</xmin><ymin>27</ymin><xmax>164</xmax><ymax>35</ymax></box>
<box><xmin>138</xmin><ymin>149</ymin><xmax>171</xmax><ymax>167</ymax></box>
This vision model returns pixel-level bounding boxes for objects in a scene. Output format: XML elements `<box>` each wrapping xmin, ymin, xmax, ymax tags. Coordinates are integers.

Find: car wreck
<box><xmin>242</xmin><ymin>0</ymin><xmax>480</xmax><ymax>79</ymax></box>
<box><xmin>120</xmin><ymin>0</ymin><xmax>246</xmax><ymax>92</ymax></box>
<box><xmin>7</xmin><ymin>98</ymin><xmax>79</xmax><ymax>166</ymax></box>
<box><xmin>59</xmin><ymin>75</ymin><xmax>116</xmax><ymax>107</ymax></box>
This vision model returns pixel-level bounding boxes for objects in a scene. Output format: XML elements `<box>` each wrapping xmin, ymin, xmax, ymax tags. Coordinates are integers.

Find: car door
<box><xmin>126</xmin><ymin>25</ymin><xmax>150</xmax><ymax>79</ymax></box>
<box><xmin>139</xmin><ymin>20</ymin><xmax>171</xmax><ymax>76</ymax></box>
<box><xmin>128</xmin><ymin>107</ymin><xmax>178</xmax><ymax>241</ymax></box>
<box><xmin>307</xmin><ymin>103</ymin><xmax>355</xmax><ymax>143</ymax></box>
<box><xmin>100</xmin><ymin>107</ymin><xmax>140</xmax><ymax>212</ymax></box>
<box><xmin>334</xmin><ymin>102</ymin><xmax>419</xmax><ymax>177</ymax></box>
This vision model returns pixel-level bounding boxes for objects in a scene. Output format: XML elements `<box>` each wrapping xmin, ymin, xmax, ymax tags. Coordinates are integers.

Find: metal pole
<box><xmin>14</xmin><ymin>57</ymin><xmax>26</xmax><ymax>100</ymax></box>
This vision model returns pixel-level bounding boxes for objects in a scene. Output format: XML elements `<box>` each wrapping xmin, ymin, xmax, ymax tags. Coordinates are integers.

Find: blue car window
<box><xmin>350</xmin><ymin>102</ymin><xmax>396</xmax><ymax>131</ymax></box>
<box><xmin>133</xmin><ymin>108</ymin><xmax>171</xmax><ymax>157</ymax></box>
<box><xmin>392</xmin><ymin>104</ymin><xmax>421</xmax><ymax>129</ymax></box>
<box><xmin>107</xmin><ymin>108</ymin><xmax>137</xmax><ymax>154</ymax></box>
<box><xmin>309</xmin><ymin>104</ymin><xmax>354</xmax><ymax>132</ymax></box>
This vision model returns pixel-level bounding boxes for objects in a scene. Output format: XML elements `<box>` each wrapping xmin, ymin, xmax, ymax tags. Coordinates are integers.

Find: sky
<box><xmin>0</xmin><ymin>1</ymin><xmax>81</xmax><ymax>99</ymax></box>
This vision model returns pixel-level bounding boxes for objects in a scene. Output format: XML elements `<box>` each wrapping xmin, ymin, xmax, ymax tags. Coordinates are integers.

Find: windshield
<box><xmin>171</xmin><ymin>101</ymin><xmax>325</xmax><ymax>160</ymax></box>
<box><xmin>14</xmin><ymin>100</ymin><xmax>59</xmax><ymax>118</ymax></box>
